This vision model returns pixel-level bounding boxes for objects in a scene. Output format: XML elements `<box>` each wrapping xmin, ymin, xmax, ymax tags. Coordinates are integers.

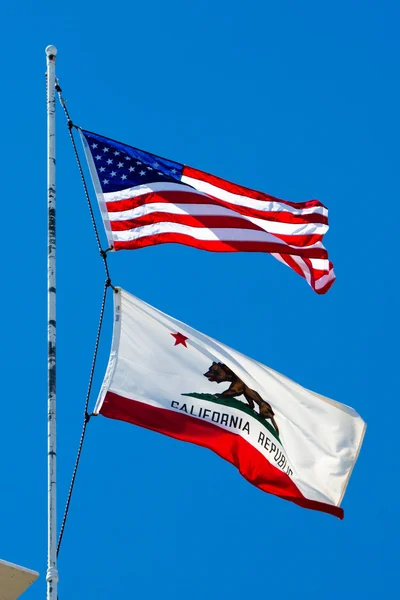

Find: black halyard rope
<box><xmin>55</xmin><ymin>83</ymin><xmax>113</xmax><ymax>282</ymax></box>
<box><xmin>56</xmin><ymin>280</ymin><xmax>110</xmax><ymax>556</ymax></box>
<box><xmin>55</xmin><ymin>82</ymin><xmax>114</xmax><ymax>556</ymax></box>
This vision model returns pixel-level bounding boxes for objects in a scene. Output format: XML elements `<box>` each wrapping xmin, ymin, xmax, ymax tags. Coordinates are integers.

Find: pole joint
<box><xmin>46</xmin><ymin>568</ymin><xmax>59</xmax><ymax>583</ymax></box>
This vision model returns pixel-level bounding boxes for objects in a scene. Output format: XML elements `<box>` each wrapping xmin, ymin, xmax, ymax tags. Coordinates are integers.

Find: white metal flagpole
<box><xmin>46</xmin><ymin>44</ymin><xmax>58</xmax><ymax>600</ymax></box>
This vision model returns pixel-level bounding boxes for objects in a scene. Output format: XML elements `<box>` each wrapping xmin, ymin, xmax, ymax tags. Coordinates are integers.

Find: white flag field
<box><xmin>95</xmin><ymin>289</ymin><xmax>366</xmax><ymax>518</ymax></box>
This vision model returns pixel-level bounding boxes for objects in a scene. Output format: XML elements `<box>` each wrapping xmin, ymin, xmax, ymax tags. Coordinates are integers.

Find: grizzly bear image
<box><xmin>203</xmin><ymin>362</ymin><xmax>279</xmax><ymax>436</ymax></box>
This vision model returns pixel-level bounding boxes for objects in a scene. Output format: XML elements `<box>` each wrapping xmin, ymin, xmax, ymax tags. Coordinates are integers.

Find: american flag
<box><xmin>81</xmin><ymin>129</ymin><xmax>335</xmax><ymax>294</ymax></box>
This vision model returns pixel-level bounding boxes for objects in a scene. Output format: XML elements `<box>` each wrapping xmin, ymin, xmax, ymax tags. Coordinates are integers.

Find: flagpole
<box><xmin>46</xmin><ymin>44</ymin><xmax>58</xmax><ymax>600</ymax></box>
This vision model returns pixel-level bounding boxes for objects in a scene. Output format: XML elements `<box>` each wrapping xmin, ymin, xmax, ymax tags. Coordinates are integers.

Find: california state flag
<box><xmin>95</xmin><ymin>288</ymin><xmax>365</xmax><ymax>519</ymax></box>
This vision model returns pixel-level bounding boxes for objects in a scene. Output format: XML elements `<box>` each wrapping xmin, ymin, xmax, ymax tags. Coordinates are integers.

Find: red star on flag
<box><xmin>171</xmin><ymin>332</ymin><xmax>188</xmax><ymax>347</ymax></box>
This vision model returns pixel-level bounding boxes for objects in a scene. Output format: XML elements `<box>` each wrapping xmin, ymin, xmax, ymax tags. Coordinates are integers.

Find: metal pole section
<box><xmin>46</xmin><ymin>44</ymin><xmax>58</xmax><ymax>600</ymax></box>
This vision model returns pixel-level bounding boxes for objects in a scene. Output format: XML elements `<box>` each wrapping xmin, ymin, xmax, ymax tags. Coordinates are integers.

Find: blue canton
<box><xmin>82</xmin><ymin>130</ymin><xmax>184</xmax><ymax>194</ymax></box>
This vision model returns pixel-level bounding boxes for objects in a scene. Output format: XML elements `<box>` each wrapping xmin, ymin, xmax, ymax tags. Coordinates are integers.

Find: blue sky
<box><xmin>1</xmin><ymin>1</ymin><xmax>399</xmax><ymax>598</ymax></box>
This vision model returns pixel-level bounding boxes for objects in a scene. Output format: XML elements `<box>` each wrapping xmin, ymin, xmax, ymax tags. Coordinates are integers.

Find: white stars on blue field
<box><xmin>82</xmin><ymin>130</ymin><xmax>184</xmax><ymax>193</ymax></box>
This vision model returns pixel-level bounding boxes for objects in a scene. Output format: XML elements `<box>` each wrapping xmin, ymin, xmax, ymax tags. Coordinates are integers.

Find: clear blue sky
<box><xmin>1</xmin><ymin>1</ymin><xmax>399</xmax><ymax>598</ymax></box>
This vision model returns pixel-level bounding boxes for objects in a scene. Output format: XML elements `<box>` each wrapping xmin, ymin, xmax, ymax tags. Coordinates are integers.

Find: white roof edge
<box><xmin>0</xmin><ymin>560</ymin><xmax>39</xmax><ymax>577</ymax></box>
<box><xmin>0</xmin><ymin>558</ymin><xmax>39</xmax><ymax>600</ymax></box>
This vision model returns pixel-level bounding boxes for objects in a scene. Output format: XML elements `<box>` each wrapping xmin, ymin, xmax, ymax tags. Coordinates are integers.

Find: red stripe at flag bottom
<box><xmin>101</xmin><ymin>391</ymin><xmax>344</xmax><ymax>519</ymax></box>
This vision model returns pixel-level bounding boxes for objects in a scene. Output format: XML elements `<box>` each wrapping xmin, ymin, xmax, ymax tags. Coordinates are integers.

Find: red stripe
<box><xmin>183</xmin><ymin>166</ymin><xmax>327</xmax><ymax>211</ymax></box>
<box><xmin>113</xmin><ymin>233</ymin><xmax>329</xmax><ymax>258</ymax></box>
<box><xmin>312</xmin><ymin>260</ymin><xmax>335</xmax><ymax>281</ymax></box>
<box><xmin>276</xmin><ymin>254</ymin><xmax>335</xmax><ymax>294</ymax></box>
<box><xmin>105</xmin><ymin>191</ymin><xmax>328</xmax><ymax>226</ymax></box>
<box><xmin>111</xmin><ymin>213</ymin><xmax>265</xmax><ymax>232</ymax></box>
<box><xmin>101</xmin><ymin>391</ymin><xmax>343</xmax><ymax>519</ymax></box>
<box><xmin>314</xmin><ymin>265</ymin><xmax>336</xmax><ymax>295</ymax></box>
<box><xmin>104</xmin><ymin>190</ymin><xmax>334</xmax><ymax>293</ymax></box>
<box><xmin>315</xmin><ymin>277</ymin><xmax>335</xmax><ymax>295</ymax></box>
<box><xmin>109</xmin><ymin>213</ymin><xmax>324</xmax><ymax>247</ymax></box>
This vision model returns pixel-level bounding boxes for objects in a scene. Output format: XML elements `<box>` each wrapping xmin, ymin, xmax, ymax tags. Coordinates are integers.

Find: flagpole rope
<box><xmin>55</xmin><ymin>82</ymin><xmax>115</xmax><ymax>557</ymax></box>
<box><xmin>55</xmin><ymin>82</ymin><xmax>114</xmax><ymax>285</ymax></box>
<box><xmin>56</xmin><ymin>279</ymin><xmax>110</xmax><ymax>556</ymax></box>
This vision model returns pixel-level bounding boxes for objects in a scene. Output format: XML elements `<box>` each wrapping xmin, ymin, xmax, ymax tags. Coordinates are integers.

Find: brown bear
<box><xmin>203</xmin><ymin>361</ymin><xmax>279</xmax><ymax>436</ymax></box>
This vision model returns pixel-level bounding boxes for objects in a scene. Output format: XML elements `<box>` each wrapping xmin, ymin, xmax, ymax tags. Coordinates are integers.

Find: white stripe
<box><xmin>309</xmin><ymin>258</ymin><xmax>330</xmax><ymax>271</ymax></box>
<box><xmin>182</xmin><ymin>175</ymin><xmax>328</xmax><ymax>218</ymax></box>
<box><xmin>111</xmin><ymin>222</ymin><xmax>326</xmax><ymax>249</ymax></box>
<box><xmin>103</xmin><ymin>182</ymin><xmax>199</xmax><ymax>202</ymax></box>
<box><xmin>108</xmin><ymin>202</ymin><xmax>328</xmax><ymax>237</ymax></box>
<box><xmin>103</xmin><ymin>180</ymin><xmax>328</xmax><ymax>219</ymax></box>
<box><xmin>109</xmin><ymin>202</ymin><xmax>233</xmax><ymax>220</ymax></box>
